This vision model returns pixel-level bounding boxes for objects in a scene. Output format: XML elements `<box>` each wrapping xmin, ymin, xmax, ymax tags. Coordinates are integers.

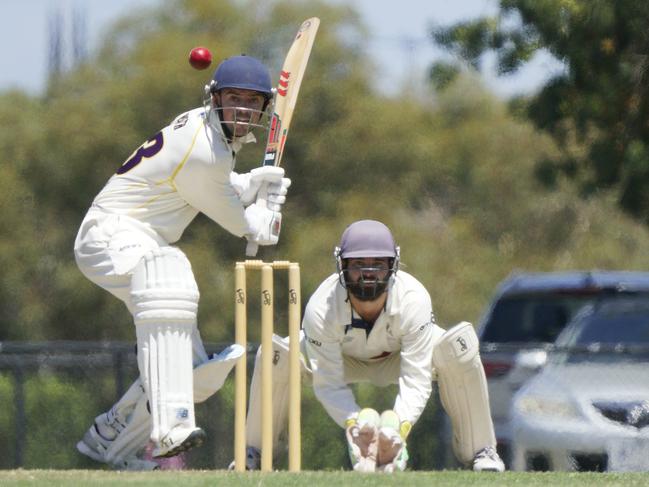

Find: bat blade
<box><xmin>246</xmin><ymin>17</ymin><xmax>319</xmax><ymax>257</ymax></box>
<box><xmin>263</xmin><ymin>17</ymin><xmax>320</xmax><ymax>167</ymax></box>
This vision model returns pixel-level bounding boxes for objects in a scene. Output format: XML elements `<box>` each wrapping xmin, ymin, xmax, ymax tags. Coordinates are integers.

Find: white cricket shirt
<box><xmin>85</xmin><ymin>107</ymin><xmax>254</xmax><ymax>244</ymax></box>
<box><xmin>303</xmin><ymin>271</ymin><xmax>443</xmax><ymax>427</ymax></box>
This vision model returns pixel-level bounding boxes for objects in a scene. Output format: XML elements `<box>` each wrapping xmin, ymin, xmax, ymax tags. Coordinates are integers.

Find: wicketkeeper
<box><xmin>238</xmin><ymin>219</ymin><xmax>504</xmax><ymax>472</ymax></box>
<box><xmin>74</xmin><ymin>55</ymin><xmax>291</xmax><ymax>470</ymax></box>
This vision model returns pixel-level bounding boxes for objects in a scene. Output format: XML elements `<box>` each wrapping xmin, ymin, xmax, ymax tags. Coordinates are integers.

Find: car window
<box><xmin>571</xmin><ymin>310</ymin><xmax>649</xmax><ymax>345</ymax></box>
<box><xmin>481</xmin><ymin>294</ymin><xmax>594</xmax><ymax>343</ymax></box>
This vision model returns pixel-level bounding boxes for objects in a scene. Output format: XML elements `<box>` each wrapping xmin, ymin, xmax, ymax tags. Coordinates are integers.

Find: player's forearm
<box><xmin>393</xmin><ymin>372</ymin><xmax>433</xmax><ymax>424</ymax></box>
<box><xmin>313</xmin><ymin>383</ymin><xmax>360</xmax><ymax>427</ymax></box>
<box><xmin>393</xmin><ymin>345</ymin><xmax>434</xmax><ymax>424</ymax></box>
<box><xmin>307</xmin><ymin>342</ymin><xmax>358</xmax><ymax>426</ymax></box>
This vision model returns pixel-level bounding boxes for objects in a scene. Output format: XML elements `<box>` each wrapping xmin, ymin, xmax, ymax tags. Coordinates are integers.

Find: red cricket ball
<box><xmin>189</xmin><ymin>47</ymin><xmax>212</xmax><ymax>70</ymax></box>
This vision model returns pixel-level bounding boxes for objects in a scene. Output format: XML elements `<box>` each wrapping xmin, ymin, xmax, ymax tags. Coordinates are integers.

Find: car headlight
<box><xmin>515</xmin><ymin>395</ymin><xmax>580</xmax><ymax>419</ymax></box>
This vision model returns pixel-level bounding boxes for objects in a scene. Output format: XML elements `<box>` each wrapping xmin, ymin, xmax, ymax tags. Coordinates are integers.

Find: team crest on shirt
<box><xmin>173</xmin><ymin>113</ymin><xmax>189</xmax><ymax>130</ymax></box>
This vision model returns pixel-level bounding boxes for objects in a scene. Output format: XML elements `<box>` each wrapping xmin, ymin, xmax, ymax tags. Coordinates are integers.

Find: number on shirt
<box><xmin>116</xmin><ymin>131</ymin><xmax>164</xmax><ymax>174</ymax></box>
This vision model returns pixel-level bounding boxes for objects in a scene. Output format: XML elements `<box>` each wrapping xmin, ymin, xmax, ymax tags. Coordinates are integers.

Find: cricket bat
<box><xmin>246</xmin><ymin>17</ymin><xmax>320</xmax><ymax>256</ymax></box>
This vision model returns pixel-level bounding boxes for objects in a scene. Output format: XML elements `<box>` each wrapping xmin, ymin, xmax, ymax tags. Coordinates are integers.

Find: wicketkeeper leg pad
<box><xmin>432</xmin><ymin>321</ymin><xmax>496</xmax><ymax>465</ymax></box>
<box><xmin>131</xmin><ymin>247</ymin><xmax>199</xmax><ymax>445</ymax></box>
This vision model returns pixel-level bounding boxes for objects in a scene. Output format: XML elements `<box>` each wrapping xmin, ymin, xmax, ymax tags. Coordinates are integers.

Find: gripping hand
<box><xmin>242</xmin><ymin>167</ymin><xmax>291</xmax><ymax>257</ymax></box>
<box><xmin>257</xmin><ymin>176</ymin><xmax>291</xmax><ymax>212</ymax></box>
<box><xmin>231</xmin><ymin>166</ymin><xmax>288</xmax><ymax>207</ymax></box>
<box><xmin>376</xmin><ymin>410</ymin><xmax>409</xmax><ymax>473</ymax></box>
<box><xmin>244</xmin><ymin>203</ymin><xmax>281</xmax><ymax>247</ymax></box>
<box><xmin>345</xmin><ymin>408</ymin><xmax>380</xmax><ymax>473</ymax></box>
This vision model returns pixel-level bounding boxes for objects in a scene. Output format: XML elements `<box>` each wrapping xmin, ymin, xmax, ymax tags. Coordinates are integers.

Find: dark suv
<box><xmin>475</xmin><ymin>271</ymin><xmax>649</xmax><ymax>467</ymax></box>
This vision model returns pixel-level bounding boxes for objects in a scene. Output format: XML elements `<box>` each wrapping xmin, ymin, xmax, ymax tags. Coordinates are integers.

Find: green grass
<box><xmin>0</xmin><ymin>470</ymin><xmax>648</xmax><ymax>487</ymax></box>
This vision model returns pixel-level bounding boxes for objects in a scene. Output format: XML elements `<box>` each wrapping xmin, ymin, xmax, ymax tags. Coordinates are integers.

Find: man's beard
<box><xmin>346</xmin><ymin>279</ymin><xmax>389</xmax><ymax>301</ymax></box>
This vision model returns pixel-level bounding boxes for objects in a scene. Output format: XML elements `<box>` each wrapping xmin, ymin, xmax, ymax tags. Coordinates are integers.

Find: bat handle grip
<box><xmin>246</xmin><ymin>240</ymin><xmax>259</xmax><ymax>257</ymax></box>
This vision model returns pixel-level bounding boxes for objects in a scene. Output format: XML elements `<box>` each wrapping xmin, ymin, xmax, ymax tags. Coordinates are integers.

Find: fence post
<box><xmin>114</xmin><ymin>349</ymin><xmax>126</xmax><ymax>398</ymax></box>
<box><xmin>13</xmin><ymin>365</ymin><xmax>25</xmax><ymax>468</ymax></box>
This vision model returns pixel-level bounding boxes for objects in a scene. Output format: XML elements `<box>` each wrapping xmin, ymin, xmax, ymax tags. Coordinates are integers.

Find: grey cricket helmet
<box><xmin>338</xmin><ymin>220</ymin><xmax>398</xmax><ymax>258</ymax></box>
<box><xmin>335</xmin><ymin>220</ymin><xmax>400</xmax><ymax>301</ymax></box>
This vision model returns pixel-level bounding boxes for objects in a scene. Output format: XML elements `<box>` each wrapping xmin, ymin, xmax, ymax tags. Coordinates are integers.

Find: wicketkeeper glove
<box><xmin>345</xmin><ymin>408</ymin><xmax>380</xmax><ymax>473</ymax></box>
<box><xmin>376</xmin><ymin>410</ymin><xmax>409</xmax><ymax>473</ymax></box>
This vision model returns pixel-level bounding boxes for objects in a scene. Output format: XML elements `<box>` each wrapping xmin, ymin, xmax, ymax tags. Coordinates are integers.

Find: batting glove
<box><xmin>244</xmin><ymin>203</ymin><xmax>281</xmax><ymax>246</ymax></box>
<box><xmin>230</xmin><ymin>166</ymin><xmax>287</xmax><ymax>206</ymax></box>
<box><xmin>258</xmin><ymin>177</ymin><xmax>291</xmax><ymax>212</ymax></box>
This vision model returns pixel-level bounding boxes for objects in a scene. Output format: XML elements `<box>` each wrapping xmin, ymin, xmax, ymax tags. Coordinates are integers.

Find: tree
<box><xmin>430</xmin><ymin>0</ymin><xmax>649</xmax><ymax>224</ymax></box>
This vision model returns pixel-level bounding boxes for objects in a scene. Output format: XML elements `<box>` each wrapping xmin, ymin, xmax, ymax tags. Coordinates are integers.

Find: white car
<box><xmin>472</xmin><ymin>270</ymin><xmax>649</xmax><ymax>467</ymax></box>
<box><xmin>510</xmin><ymin>297</ymin><xmax>649</xmax><ymax>471</ymax></box>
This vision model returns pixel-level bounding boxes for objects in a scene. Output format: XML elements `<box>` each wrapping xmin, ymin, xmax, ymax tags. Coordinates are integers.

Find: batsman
<box><xmin>74</xmin><ymin>55</ymin><xmax>291</xmax><ymax>469</ymax></box>
<box><xmin>240</xmin><ymin>220</ymin><xmax>505</xmax><ymax>472</ymax></box>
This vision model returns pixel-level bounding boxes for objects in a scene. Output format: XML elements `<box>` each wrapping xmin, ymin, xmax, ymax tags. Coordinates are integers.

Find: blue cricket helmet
<box><xmin>209</xmin><ymin>55</ymin><xmax>273</xmax><ymax>99</ymax></box>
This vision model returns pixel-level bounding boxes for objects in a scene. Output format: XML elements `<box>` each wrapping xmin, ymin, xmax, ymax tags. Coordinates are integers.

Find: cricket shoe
<box><xmin>152</xmin><ymin>426</ymin><xmax>206</xmax><ymax>458</ymax></box>
<box><xmin>473</xmin><ymin>446</ymin><xmax>505</xmax><ymax>472</ymax></box>
<box><xmin>227</xmin><ymin>446</ymin><xmax>261</xmax><ymax>471</ymax></box>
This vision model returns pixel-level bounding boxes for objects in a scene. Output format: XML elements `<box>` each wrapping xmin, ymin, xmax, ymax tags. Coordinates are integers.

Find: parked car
<box><xmin>510</xmin><ymin>296</ymin><xmax>649</xmax><ymax>471</ymax></box>
<box><xmin>469</xmin><ymin>271</ymin><xmax>649</xmax><ymax>467</ymax></box>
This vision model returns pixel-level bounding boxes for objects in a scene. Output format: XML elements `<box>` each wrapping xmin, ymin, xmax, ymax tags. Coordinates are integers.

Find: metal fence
<box><xmin>0</xmin><ymin>341</ymin><xmax>447</xmax><ymax>471</ymax></box>
<box><xmin>0</xmin><ymin>341</ymin><xmax>244</xmax><ymax>469</ymax></box>
<box><xmin>6</xmin><ymin>341</ymin><xmax>647</xmax><ymax>472</ymax></box>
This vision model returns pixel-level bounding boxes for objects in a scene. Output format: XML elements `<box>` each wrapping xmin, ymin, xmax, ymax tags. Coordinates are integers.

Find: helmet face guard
<box><xmin>336</xmin><ymin>256</ymin><xmax>399</xmax><ymax>301</ymax></box>
<box><xmin>204</xmin><ymin>55</ymin><xmax>274</xmax><ymax>140</ymax></box>
<box><xmin>208</xmin><ymin>104</ymin><xmax>272</xmax><ymax>139</ymax></box>
<box><xmin>334</xmin><ymin>220</ymin><xmax>400</xmax><ymax>301</ymax></box>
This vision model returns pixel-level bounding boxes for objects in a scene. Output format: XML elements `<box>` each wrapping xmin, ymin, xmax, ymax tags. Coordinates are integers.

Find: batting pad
<box><xmin>131</xmin><ymin>248</ymin><xmax>199</xmax><ymax>443</ymax></box>
<box><xmin>194</xmin><ymin>344</ymin><xmax>245</xmax><ymax>403</ymax></box>
<box><xmin>99</xmin><ymin>345</ymin><xmax>243</xmax><ymax>464</ymax></box>
<box><xmin>102</xmin><ymin>380</ymin><xmax>146</xmax><ymax>439</ymax></box>
<box><xmin>432</xmin><ymin>321</ymin><xmax>496</xmax><ymax>464</ymax></box>
<box><xmin>105</xmin><ymin>393</ymin><xmax>151</xmax><ymax>464</ymax></box>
